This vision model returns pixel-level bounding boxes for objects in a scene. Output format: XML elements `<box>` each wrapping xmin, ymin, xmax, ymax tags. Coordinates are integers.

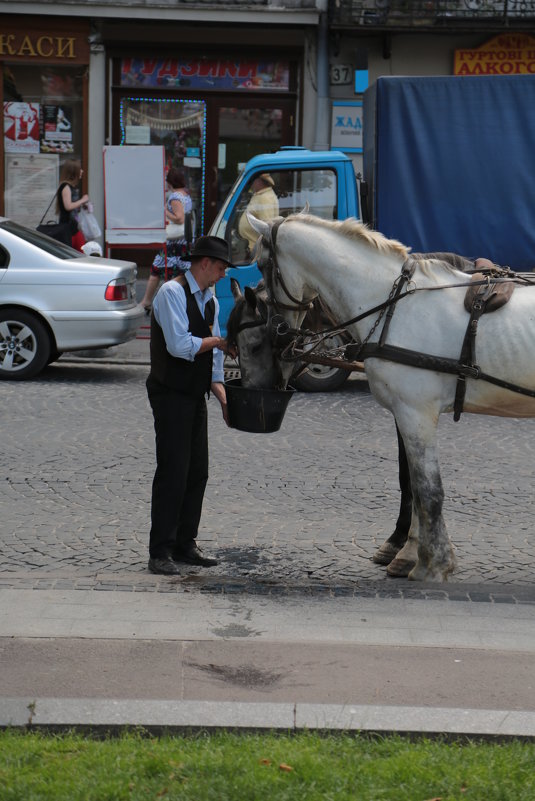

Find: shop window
<box><xmin>3</xmin><ymin>64</ymin><xmax>85</xmax><ymax>228</ymax></box>
<box><xmin>217</xmin><ymin>107</ymin><xmax>283</xmax><ymax>205</ymax></box>
<box><xmin>120</xmin><ymin>96</ymin><xmax>206</xmax><ymax>234</ymax></box>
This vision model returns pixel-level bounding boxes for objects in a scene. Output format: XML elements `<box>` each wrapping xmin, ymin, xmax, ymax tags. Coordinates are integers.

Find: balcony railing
<box><xmin>330</xmin><ymin>0</ymin><xmax>535</xmax><ymax>29</ymax></box>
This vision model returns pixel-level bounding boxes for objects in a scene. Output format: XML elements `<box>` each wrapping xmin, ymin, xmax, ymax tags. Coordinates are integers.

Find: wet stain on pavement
<box><xmin>210</xmin><ymin>623</ymin><xmax>262</xmax><ymax>638</ymax></box>
<box><xmin>188</xmin><ymin>662</ymin><xmax>284</xmax><ymax>689</ymax></box>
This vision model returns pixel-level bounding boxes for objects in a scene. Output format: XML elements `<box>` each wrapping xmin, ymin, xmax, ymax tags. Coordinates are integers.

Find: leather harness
<box><xmin>263</xmin><ymin>221</ymin><xmax>535</xmax><ymax>421</ymax></box>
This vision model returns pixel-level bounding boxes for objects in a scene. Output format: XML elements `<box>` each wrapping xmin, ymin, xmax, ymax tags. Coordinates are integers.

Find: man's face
<box><xmin>204</xmin><ymin>258</ymin><xmax>228</xmax><ymax>287</ymax></box>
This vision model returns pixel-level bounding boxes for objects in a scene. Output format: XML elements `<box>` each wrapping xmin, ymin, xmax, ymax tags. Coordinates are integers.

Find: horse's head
<box><xmin>247</xmin><ymin>210</ymin><xmax>317</xmax><ymax>387</ymax></box>
<box><xmin>227</xmin><ymin>278</ymin><xmax>283</xmax><ymax>390</ymax></box>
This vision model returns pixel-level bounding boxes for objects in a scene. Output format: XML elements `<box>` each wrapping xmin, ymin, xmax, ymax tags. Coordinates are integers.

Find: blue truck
<box><xmin>209</xmin><ymin>146</ymin><xmax>362</xmax><ymax>390</ymax></box>
<box><xmin>210</xmin><ymin>75</ymin><xmax>535</xmax><ymax>390</ymax></box>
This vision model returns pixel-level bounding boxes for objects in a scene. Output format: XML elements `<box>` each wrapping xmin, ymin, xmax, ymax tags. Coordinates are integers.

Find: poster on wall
<box><xmin>5</xmin><ymin>153</ymin><xmax>59</xmax><ymax>228</ymax></box>
<box><xmin>41</xmin><ymin>104</ymin><xmax>74</xmax><ymax>154</ymax></box>
<box><xmin>4</xmin><ymin>102</ymin><xmax>40</xmax><ymax>154</ymax></box>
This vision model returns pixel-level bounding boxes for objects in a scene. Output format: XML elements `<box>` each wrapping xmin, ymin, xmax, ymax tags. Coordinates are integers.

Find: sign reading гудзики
<box><xmin>330</xmin><ymin>101</ymin><xmax>362</xmax><ymax>153</ymax></box>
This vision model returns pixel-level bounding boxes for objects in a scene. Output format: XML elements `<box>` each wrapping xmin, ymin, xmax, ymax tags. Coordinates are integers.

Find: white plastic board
<box><xmin>103</xmin><ymin>145</ymin><xmax>166</xmax><ymax>244</ymax></box>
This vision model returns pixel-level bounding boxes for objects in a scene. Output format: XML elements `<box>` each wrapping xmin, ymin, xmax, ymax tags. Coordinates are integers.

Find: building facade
<box><xmin>1</xmin><ymin>0</ymin><xmax>534</xmax><ymax>249</ymax></box>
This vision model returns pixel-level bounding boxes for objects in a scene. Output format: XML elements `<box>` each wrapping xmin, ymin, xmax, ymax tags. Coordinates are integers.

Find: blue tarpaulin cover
<box><xmin>364</xmin><ymin>76</ymin><xmax>535</xmax><ymax>271</ymax></box>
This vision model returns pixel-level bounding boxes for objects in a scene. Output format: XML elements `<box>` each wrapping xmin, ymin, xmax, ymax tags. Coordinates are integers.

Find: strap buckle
<box><xmin>458</xmin><ymin>363</ymin><xmax>480</xmax><ymax>379</ymax></box>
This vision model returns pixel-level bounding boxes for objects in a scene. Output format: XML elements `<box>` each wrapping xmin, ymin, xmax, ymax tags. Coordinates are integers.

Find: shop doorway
<box><xmin>205</xmin><ymin>99</ymin><xmax>295</xmax><ymax>229</ymax></box>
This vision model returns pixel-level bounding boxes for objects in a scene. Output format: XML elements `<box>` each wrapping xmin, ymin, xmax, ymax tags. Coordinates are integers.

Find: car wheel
<box><xmin>0</xmin><ymin>309</ymin><xmax>51</xmax><ymax>380</ymax></box>
<box><xmin>47</xmin><ymin>349</ymin><xmax>61</xmax><ymax>365</ymax></box>
<box><xmin>292</xmin><ymin>331</ymin><xmax>350</xmax><ymax>393</ymax></box>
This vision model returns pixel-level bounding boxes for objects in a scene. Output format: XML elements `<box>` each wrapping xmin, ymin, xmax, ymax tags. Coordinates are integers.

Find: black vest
<box><xmin>149</xmin><ymin>278</ymin><xmax>215</xmax><ymax>397</ymax></box>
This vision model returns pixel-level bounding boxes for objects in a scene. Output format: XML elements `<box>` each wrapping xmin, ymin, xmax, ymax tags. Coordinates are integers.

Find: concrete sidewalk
<box><xmin>2</xmin><ymin>588</ymin><xmax>535</xmax><ymax>737</ymax></box>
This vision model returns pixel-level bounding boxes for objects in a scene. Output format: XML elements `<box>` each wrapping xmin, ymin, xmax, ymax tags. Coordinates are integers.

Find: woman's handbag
<box><xmin>36</xmin><ymin>221</ymin><xmax>73</xmax><ymax>245</ymax></box>
<box><xmin>77</xmin><ymin>206</ymin><xmax>102</xmax><ymax>240</ymax></box>
<box><xmin>36</xmin><ymin>192</ymin><xmax>72</xmax><ymax>245</ymax></box>
<box><xmin>166</xmin><ymin>221</ymin><xmax>185</xmax><ymax>240</ymax></box>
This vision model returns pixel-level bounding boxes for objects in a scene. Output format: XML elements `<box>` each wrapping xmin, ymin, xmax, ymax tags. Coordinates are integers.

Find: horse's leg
<box><xmin>372</xmin><ymin>424</ymin><xmax>413</xmax><ymax>565</ymax></box>
<box><xmin>392</xmin><ymin>410</ymin><xmax>456</xmax><ymax>582</ymax></box>
<box><xmin>386</xmin><ymin>510</ymin><xmax>419</xmax><ymax>577</ymax></box>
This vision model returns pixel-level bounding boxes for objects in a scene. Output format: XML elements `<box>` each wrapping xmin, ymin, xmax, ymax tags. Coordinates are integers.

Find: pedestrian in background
<box><xmin>56</xmin><ymin>158</ymin><xmax>89</xmax><ymax>252</ymax></box>
<box><xmin>146</xmin><ymin>235</ymin><xmax>236</xmax><ymax>576</ymax></box>
<box><xmin>238</xmin><ymin>173</ymin><xmax>279</xmax><ymax>255</ymax></box>
<box><xmin>141</xmin><ymin>168</ymin><xmax>194</xmax><ymax>312</ymax></box>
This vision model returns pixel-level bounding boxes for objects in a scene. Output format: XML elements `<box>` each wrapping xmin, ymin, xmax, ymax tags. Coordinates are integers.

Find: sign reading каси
<box><xmin>0</xmin><ymin>17</ymin><xmax>89</xmax><ymax>64</ymax></box>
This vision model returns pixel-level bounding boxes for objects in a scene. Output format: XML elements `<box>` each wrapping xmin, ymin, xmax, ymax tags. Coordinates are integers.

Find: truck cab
<box><xmin>209</xmin><ymin>147</ymin><xmax>360</xmax><ymax>336</ymax></box>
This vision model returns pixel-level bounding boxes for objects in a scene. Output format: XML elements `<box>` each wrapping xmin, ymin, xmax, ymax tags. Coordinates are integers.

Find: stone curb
<box><xmin>1</xmin><ymin>575</ymin><xmax>534</xmax><ymax>605</ymax></box>
<box><xmin>2</xmin><ymin>698</ymin><xmax>535</xmax><ymax>739</ymax></box>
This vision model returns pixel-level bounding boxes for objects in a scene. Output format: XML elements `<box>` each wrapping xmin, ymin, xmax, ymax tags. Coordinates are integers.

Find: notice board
<box><xmin>103</xmin><ymin>145</ymin><xmax>166</xmax><ymax>245</ymax></box>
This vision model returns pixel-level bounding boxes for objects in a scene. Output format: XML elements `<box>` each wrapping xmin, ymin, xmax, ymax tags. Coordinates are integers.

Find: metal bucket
<box><xmin>225</xmin><ymin>378</ymin><xmax>295</xmax><ymax>433</ymax></box>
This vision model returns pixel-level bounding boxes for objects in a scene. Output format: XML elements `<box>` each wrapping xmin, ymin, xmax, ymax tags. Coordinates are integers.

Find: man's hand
<box><xmin>216</xmin><ymin>337</ymin><xmax>237</xmax><ymax>359</ymax></box>
<box><xmin>211</xmin><ymin>382</ymin><xmax>230</xmax><ymax>426</ymax></box>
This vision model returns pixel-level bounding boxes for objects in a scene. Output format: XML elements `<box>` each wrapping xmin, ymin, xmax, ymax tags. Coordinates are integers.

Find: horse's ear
<box><xmin>257</xmin><ymin>296</ymin><xmax>269</xmax><ymax>319</ymax></box>
<box><xmin>298</xmin><ymin>201</ymin><xmax>310</xmax><ymax>215</ymax></box>
<box><xmin>247</xmin><ymin>212</ymin><xmax>270</xmax><ymax>239</ymax></box>
<box><xmin>230</xmin><ymin>277</ymin><xmax>243</xmax><ymax>300</ymax></box>
<box><xmin>244</xmin><ymin>285</ymin><xmax>257</xmax><ymax>310</ymax></box>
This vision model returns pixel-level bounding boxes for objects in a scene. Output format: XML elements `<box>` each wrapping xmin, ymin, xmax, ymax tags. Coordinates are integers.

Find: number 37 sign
<box><xmin>330</xmin><ymin>101</ymin><xmax>363</xmax><ymax>153</ymax></box>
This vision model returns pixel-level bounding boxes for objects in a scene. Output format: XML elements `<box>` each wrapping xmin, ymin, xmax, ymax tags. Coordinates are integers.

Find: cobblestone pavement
<box><xmin>2</xmin><ymin>349</ymin><xmax>535</xmax><ymax>603</ymax></box>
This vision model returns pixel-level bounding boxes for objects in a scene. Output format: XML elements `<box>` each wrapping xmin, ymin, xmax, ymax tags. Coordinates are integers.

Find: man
<box><xmin>146</xmin><ymin>235</ymin><xmax>236</xmax><ymax>575</ymax></box>
<box><xmin>238</xmin><ymin>173</ymin><xmax>279</xmax><ymax>254</ymax></box>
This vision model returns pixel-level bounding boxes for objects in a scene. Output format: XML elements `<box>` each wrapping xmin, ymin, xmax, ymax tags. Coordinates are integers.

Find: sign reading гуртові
<box><xmin>454</xmin><ymin>34</ymin><xmax>535</xmax><ymax>75</ymax></box>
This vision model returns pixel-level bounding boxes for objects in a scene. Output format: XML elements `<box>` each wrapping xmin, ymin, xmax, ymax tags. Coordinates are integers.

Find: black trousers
<box><xmin>146</xmin><ymin>377</ymin><xmax>209</xmax><ymax>559</ymax></box>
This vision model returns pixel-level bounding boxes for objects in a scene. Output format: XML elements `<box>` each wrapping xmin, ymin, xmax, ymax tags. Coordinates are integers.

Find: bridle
<box><xmin>260</xmin><ymin>218</ymin><xmax>316</xmax><ymax>315</ymax></box>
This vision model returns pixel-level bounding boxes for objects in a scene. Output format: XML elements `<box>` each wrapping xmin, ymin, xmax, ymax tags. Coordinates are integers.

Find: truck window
<box><xmin>226</xmin><ymin>168</ymin><xmax>338</xmax><ymax>264</ymax></box>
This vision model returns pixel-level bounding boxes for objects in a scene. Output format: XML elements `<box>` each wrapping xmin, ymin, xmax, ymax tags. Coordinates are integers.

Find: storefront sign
<box><xmin>121</xmin><ymin>59</ymin><xmax>290</xmax><ymax>91</ymax></box>
<box><xmin>331</xmin><ymin>101</ymin><xmax>363</xmax><ymax>153</ymax></box>
<box><xmin>0</xmin><ymin>18</ymin><xmax>89</xmax><ymax>63</ymax></box>
<box><xmin>454</xmin><ymin>34</ymin><xmax>535</xmax><ymax>75</ymax></box>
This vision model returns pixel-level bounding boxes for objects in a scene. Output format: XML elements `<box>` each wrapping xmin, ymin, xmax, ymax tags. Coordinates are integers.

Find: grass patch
<box><xmin>0</xmin><ymin>728</ymin><xmax>534</xmax><ymax>800</ymax></box>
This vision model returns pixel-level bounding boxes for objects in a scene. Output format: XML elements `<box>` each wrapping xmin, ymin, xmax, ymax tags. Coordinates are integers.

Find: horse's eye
<box><xmin>251</xmin><ymin>344</ymin><xmax>263</xmax><ymax>355</ymax></box>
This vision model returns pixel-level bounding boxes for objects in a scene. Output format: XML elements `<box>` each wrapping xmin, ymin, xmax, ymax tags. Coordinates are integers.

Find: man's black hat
<box><xmin>189</xmin><ymin>236</ymin><xmax>233</xmax><ymax>266</ymax></box>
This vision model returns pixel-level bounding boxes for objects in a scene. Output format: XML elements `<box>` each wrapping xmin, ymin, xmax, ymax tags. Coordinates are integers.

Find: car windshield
<box><xmin>0</xmin><ymin>220</ymin><xmax>83</xmax><ymax>259</ymax></box>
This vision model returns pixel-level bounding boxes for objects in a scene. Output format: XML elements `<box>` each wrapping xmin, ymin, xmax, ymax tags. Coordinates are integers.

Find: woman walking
<box><xmin>141</xmin><ymin>168</ymin><xmax>194</xmax><ymax>312</ymax></box>
<box><xmin>56</xmin><ymin>159</ymin><xmax>89</xmax><ymax>252</ymax></box>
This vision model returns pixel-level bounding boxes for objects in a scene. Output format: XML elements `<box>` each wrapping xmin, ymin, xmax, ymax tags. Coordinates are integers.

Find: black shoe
<box><xmin>174</xmin><ymin>543</ymin><xmax>218</xmax><ymax>567</ymax></box>
<box><xmin>148</xmin><ymin>556</ymin><xmax>182</xmax><ymax>575</ymax></box>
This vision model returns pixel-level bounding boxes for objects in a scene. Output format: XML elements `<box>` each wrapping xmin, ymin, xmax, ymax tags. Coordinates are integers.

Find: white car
<box><xmin>0</xmin><ymin>218</ymin><xmax>144</xmax><ymax>380</ymax></box>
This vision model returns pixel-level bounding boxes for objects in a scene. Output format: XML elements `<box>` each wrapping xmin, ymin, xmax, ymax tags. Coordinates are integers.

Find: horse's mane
<box><xmin>284</xmin><ymin>214</ymin><xmax>469</xmax><ymax>280</ymax></box>
<box><xmin>412</xmin><ymin>255</ymin><xmax>469</xmax><ymax>280</ymax></box>
<box><xmin>284</xmin><ymin>213</ymin><xmax>410</xmax><ymax>259</ymax></box>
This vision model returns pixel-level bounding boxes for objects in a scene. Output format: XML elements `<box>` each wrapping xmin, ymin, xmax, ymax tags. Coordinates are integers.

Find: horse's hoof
<box><xmin>408</xmin><ymin>561</ymin><xmax>456</xmax><ymax>582</ymax></box>
<box><xmin>372</xmin><ymin>541</ymin><xmax>400</xmax><ymax>565</ymax></box>
<box><xmin>386</xmin><ymin>556</ymin><xmax>416</xmax><ymax>577</ymax></box>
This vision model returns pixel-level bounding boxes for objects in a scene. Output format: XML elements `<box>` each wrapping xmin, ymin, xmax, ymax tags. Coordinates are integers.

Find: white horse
<box><xmin>247</xmin><ymin>212</ymin><xmax>535</xmax><ymax>582</ymax></box>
